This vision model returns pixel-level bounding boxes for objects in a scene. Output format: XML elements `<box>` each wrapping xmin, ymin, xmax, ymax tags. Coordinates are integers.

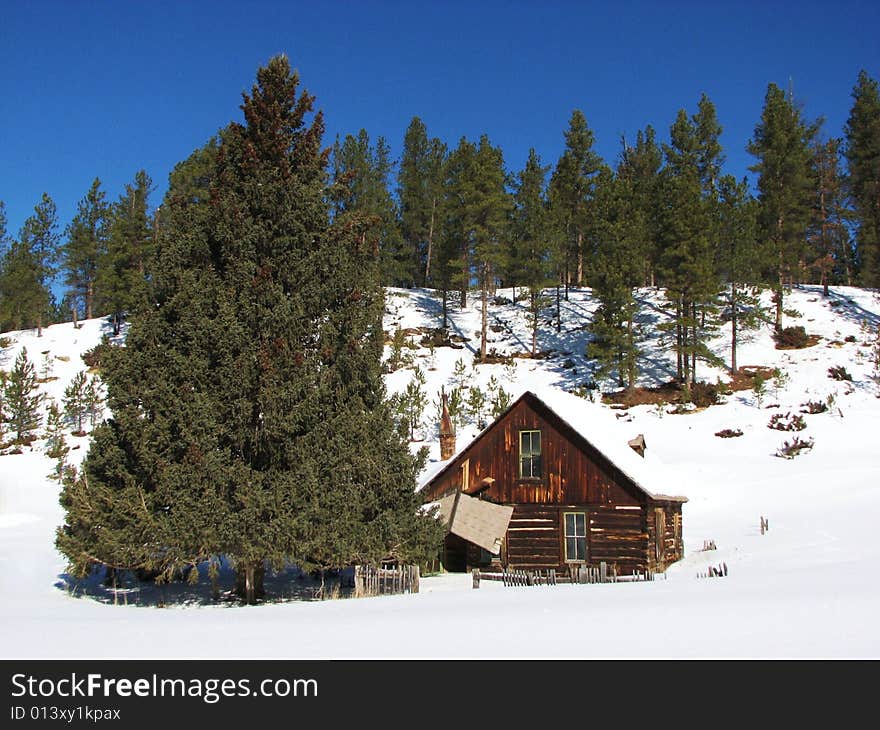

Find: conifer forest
<box><xmin>2</xmin><ymin>55</ymin><xmax>880</xmax><ymax>606</ymax></box>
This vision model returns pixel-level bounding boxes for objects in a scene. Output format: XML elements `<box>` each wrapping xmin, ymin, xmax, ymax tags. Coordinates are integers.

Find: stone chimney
<box><xmin>439</xmin><ymin>388</ymin><xmax>456</xmax><ymax>460</ymax></box>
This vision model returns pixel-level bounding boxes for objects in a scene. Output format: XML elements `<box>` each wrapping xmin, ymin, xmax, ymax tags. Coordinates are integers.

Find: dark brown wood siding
<box><xmin>424</xmin><ymin>392</ymin><xmax>684</xmax><ymax>574</ymax></box>
<box><xmin>422</xmin><ymin>397</ymin><xmax>644</xmax><ymax>507</ymax></box>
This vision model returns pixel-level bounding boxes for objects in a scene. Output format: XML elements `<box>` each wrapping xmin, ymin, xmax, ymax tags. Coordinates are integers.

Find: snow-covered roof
<box><xmin>529</xmin><ymin>386</ymin><xmax>687</xmax><ymax>501</ymax></box>
<box><xmin>419</xmin><ymin>385</ymin><xmax>687</xmax><ymax>502</ymax></box>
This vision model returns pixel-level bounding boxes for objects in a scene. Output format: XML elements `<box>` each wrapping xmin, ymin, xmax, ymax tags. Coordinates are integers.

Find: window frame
<box><xmin>563</xmin><ymin>511</ymin><xmax>588</xmax><ymax>563</ymax></box>
<box><xmin>518</xmin><ymin>429</ymin><xmax>542</xmax><ymax>480</ymax></box>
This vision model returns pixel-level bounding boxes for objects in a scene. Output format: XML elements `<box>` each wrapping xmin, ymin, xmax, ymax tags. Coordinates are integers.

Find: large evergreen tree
<box><xmin>747</xmin><ymin>83</ymin><xmax>820</xmax><ymax>330</ymax></box>
<box><xmin>0</xmin><ymin>194</ymin><xmax>61</xmax><ymax>335</ymax></box>
<box><xmin>511</xmin><ymin>148</ymin><xmax>554</xmax><ymax>356</ymax></box>
<box><xmin>844</xmin><ymin>70</ymin><xmax>880</xmax><ymax>287</ymax></box>
<box><xmin>658</xmin><ymin>104</ymin><xmax>723</xmax><ymax>386</ymax></box>
<box><xmin>97</xmin><ymin>170</ymin><xmax>153</xmax><ymax>335</ymax></box>
<box><xmin>548</xmin><ymin>110</ymin><xmax>603</xmax><ymax>289</ymax></box>
<box><xmin>330</xmin><ymin>130</ymin><xmax>409</xmax><ymax>286</ymax></box>
<box><xmin>471</xmin><ymin>136</ymin><xmax>511</xmax><ymax>362</ymax></box>
<box><xmin>808</xmin><ymin>138</ymin><xmax>853</xmax><ymax>293</ymax></box>
<box><xmin>57</xmin><ymin>55</ymin><xmax>440</xmax><ymax>604</ymax></box>
<box><xmin>618</xmin><ymin>126</ymin><xmax>663</xmax><ymax>287</ymax></box>
<box><xmin>63</xmin><ymin>178</ymin><xmax>109</xmax><ymax>322</ymax></box>
<box><xmin>397</xmin><ymin>118</ymin><xmax>447</xmax><ymax>285</ymax></box>
<box><xmin>587</xmin><ymin>167</ymin><xmax>644</xmax><ymax>390</ymax></box>
<box><xmin>716</xmin><ymin>175</ymin><xmax>764</xmax><ymax>373</ymax></box>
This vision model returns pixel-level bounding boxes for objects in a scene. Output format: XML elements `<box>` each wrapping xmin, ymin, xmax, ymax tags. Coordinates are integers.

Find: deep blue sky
<box><xmin>2</xmin><ymin>0</ymin><xmax>879</xmax><ymax>241</ymax></box>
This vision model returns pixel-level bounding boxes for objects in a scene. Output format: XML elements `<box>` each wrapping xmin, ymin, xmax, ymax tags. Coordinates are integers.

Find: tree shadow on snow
<box><xmin>54</xmin><ymin>559</ymin><xmax>355</xmax><ymax>608</ymax></box>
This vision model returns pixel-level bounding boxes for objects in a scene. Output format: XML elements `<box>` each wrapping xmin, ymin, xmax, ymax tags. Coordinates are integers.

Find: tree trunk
<box><xmin>424</xmin><ymin>197</ymin><xmax>436</xmax><ymax>284</ymax></box>
<box><xmin>235</xmin><ymin>562</ymin><xmax>265</xmax><ymax>605</ymax></box>
<box><xmin>730</xmin><ymin>283</ymin><xmax>738</xmax><ymax>375</ymax></box>
<box><xmin>531</xmin><ymin>289</ymin><xmax>537</xmax><ymax>357</ymax></box>
<box><xmin>555</xmin><ymin>284</ymin><xmax>561</xmax><ymax>333</ymax></box>
<box><xmin>675</xmin><ymin>300</ymin><xmax>683</xmax><ymax>384</ymax></box>
<box><xmin>442</xmin><ymin>288</ymin><xmax>448</xmax><ymax>330</ymax></box>
<box><xmin>86</xmin><ymin>281</ymin><xmax>93</xmax><ymax>320</ymax></box>
<box><xmin>626</xmin><ymin>314</ymin><xmax>635</xmax><ymax>389</ymax></box>
<box><xmin>480</xmin><ymin>268</ymin><xmax>488</xmax><ymax>362</ymax></box>
<box><xmin>576</xmin><ymin>231</ymin><xmax>584</xmax><ymax>285</ymax></box>
<box><xmin>775</xmin><ymin>221</ymin><xmax>784</xmax><ymax>332</ymax></box>
<box><xmin>72</xmin><ymin>305</ymin><xmax>78</xmax><ymax>329</ymax></box>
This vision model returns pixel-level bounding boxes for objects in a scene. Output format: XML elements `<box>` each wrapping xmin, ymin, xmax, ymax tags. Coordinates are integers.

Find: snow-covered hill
<box><xmin>1</xmin><ymin>284</ymin><xmax>879</xmax><ymax>658</ymax></box>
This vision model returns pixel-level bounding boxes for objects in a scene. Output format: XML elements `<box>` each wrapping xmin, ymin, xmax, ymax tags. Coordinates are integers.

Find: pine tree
<box><xmin>471</xmin><ymin>136</ymin><xmax>511</xmax><ymax>362</ymax></box>
<box><xmin>57</xmin><ymin>55</ymin><xmax>441</xmax><ymax>603</ymax></box>
<box><xmin>398</xmin><ymin>118</ymin><xmax>447</xmax><ymax>285</ymax></box>
<box><xmin>394</xmin><ymin>367</ymin><xmax>428</xmax><ymax>441</ymax></box>
<box><xmin>441</xmin><ymin>137</ymin><xmax>478</xmax><ymax>310</ymax></box>
<box><xmin>716</xmin><ymin>175</ymin><xmax>765</xmax><ymax>373</ymax></box>
<box><xmin>83</xmin><ymin>375</ymin><xmax>103</xmax><ymax>429</ymax></box>
<box><xmin>63</xmin><ymin>179</ymin><xmax>109</xmax><ymax>323</ymax></box>
<box><xmin>587</xmin><ymin>168</ymin><xmax>644</xmax><ymax>390</ymax></box>
<box><xmin>98</xmin><ymin>171</ymin><xmax>154</xmax><ymax>335</ymax></box>
<box><xmin>511</xmin><ymin>149</ymin><xmax>554</xmax><ymax>356</ymax></box>
<box><xmin>844</xmin><ymin>70</ymin><xmax>880</xmax><ymax>287</ymax></box>
<box><xmin>44</xmin><ymin>399</ymin><xmax>69</xmax><ymax>462</ymax></box>
<box><xmin>4</xmin><ymin>348</ymin><xmax>42</xmax><ymax>444</ymax></box>
<box><xmin>548</xmin><ymin>110</ymin><xmax>603</xmax><ymax>289</ymax></box>
<box><xmin>0</xmin><ymin>194</ymin><xmax>60</xmax><ymax>335</ymax></box>
<box><xmin>618</xmin><ymin>126</ymin><xmax>663</xmax><ymax>287</ymax></box>
<box><xmin>63</xmin><ymin>370</ymin><xmax>89</xmax><ymax>435</ymax></box>
<box><xmin>747</xmin><ymin>83</ymin><xmax>820</xmax><ymax>330</ymax></box>
<box><xmin>330</xmin><ymin>130</ymin><xmax>409</xmax><ymax>286</ymax></box>
<box><xmin>0</xmin><ymin>239</ymin><xmax>42</xmax><ymax>332</ymax></box>
<box><xmin>808</xmin><ymin>138</ymin><xmax>853</xmax><ymax>293</ymax></box>
<box><xmin>658</xmin><ymin>104</ymin><xmax>724</xmax><ymax>386</ymax></box>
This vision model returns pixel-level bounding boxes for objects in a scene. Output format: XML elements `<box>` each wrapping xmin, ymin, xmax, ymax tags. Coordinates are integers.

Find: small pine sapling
<box><xmin>4</xmin><ymin>348</ymin><xmax>43</xmax><ymax>445</ymax></box>
<box><xmin>487</xmin><ymin>375</ymin><xmax>512</xmax><ymax>419</ymax></box>
<box><xmin>63</xmin><ymin>371</ymin><xmax>89</xmax><ymax>435</ymax></box>
<box><xmin>44</xmin><ymin>401</ymin><xmax>69</xmax><ymax>477</ymax></box>
<box><xmin>40</xmin><ymin>351</ymin><xmax>54</xmax><ymax>382</ymax></box>
<box><xmin>466</xmin><ymin>385</ymin><xmax>488</xmax><ymax>429</ymax></box>
<box><xmin>386</xmin><ymin>327</ymin><xmax>408</xmax><ymax>373</ymax></box>
<box><xmin>452</xmin><ymin>357</ymin><xmax>471</xmax><ymax>390</ymax></box>
<box><xmin>84</xmin><ymin>375</ymin><xmax>104</xmax><ymax>428</ymax></box>
<box><xmin>447</xmin><ymin>386</ymin><xmax>466</xmax><ymax>430</ymax></box>
<box><xmin>772</xmin><ymin>368</ymin><xmax>789</xmax><ymax>397</ymax></box>
<box><xmin>401</xmin><ymin>367</ymin><xmax>428</xmax><ymax>441</ymax></box>
<box><xmin>752</xmin><ymin>373</ymin><xmax>766</xmax><ymax>406</ymax></box>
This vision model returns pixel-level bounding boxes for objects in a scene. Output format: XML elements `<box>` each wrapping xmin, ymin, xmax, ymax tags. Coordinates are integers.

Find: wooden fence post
<box><xmin>472</xmin><ymin>568</ymin><xmax>480</xmax><ymax>589</ymax></box>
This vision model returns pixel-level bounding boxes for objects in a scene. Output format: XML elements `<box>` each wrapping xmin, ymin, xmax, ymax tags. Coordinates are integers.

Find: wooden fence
<box><xmin>353</xmin><ymin>565</ymin><xmax>420</xmax><ymax>598</ymax></box>
<box><xmin>472</xmin><ymin>562</ymin><xmax>659</xmax><ymax>588</ymax></box>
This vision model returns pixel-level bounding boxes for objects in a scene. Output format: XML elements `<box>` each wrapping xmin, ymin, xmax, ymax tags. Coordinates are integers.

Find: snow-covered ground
<box><xmin>1</xmin><ymin>285</ymin><xmax>879</xmax><ymax>658</ymax></box>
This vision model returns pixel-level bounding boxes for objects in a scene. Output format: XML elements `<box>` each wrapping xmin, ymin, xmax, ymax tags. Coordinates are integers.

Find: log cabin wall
<box><xmin>423</xmin><ymin>394</ymin><xmax>665</xmax><ymax>572</ymax></box>
<box><xmin>422</xmin><ymin>395</ymin><xmax>644</xmax><ymax>508</ymax></box>
<box><xmin>648</xmin><ymin>501</ymin><xmax>684</xmax><ymax>571</ymax></box>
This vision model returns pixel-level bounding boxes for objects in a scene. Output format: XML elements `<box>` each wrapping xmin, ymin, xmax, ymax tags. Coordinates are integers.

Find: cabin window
<box><xmin>519</xmin><ymin>430</ymin><xmax>542</xmax><ymax>479</ymax></box>
<box><xmin>564</xmin><ymin>512</ymin><xmax>587</xmax><ymax>562</ymax></box>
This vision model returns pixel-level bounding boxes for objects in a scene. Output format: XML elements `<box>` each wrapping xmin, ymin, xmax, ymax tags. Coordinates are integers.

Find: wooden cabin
<box><xmin>420</xmin><ymin>389</ymin><xmax>687</xmax><ymax>575</ymax></box>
